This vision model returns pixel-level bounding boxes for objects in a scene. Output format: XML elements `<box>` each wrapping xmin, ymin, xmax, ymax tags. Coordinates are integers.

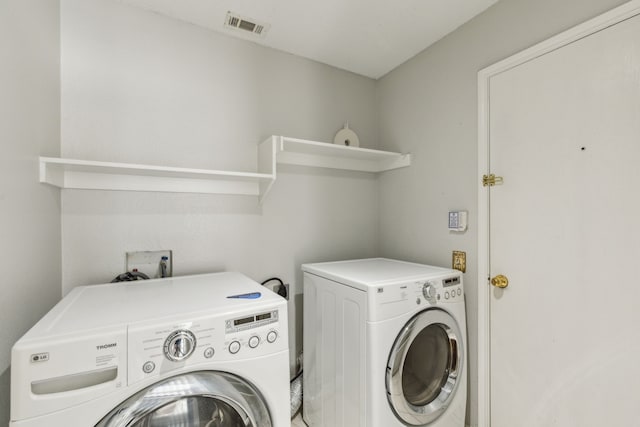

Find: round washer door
<box><xmin>386</xmin><ymin>308</ymin><xmax>464</xmax><ymax>426</ymax></box>
<box><xmin>96</xmin><ymin>371</ymin><xmax>271</xmax><ymax>427</ymax></box>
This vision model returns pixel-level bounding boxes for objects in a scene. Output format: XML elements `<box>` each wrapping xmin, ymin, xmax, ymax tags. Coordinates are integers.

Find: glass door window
<box><xmin>96</xmin><ymin>372</ymin><xmax>271</xmax><ymax>427</ymax></box>
<box><xmin>130</xmin><ymin>396</ymin><xmax>249</xmax><ymax>427</ymax></box>
<box><xmin>386</xmin><ymin>309</ymin><xmax>463</xmax><ymax>425</ymax></box>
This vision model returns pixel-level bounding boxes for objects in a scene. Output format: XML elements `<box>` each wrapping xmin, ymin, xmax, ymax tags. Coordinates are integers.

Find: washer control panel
<box><xmin>419</xmin><ymin>276</ymin><xmax>464</xmax><ymax>304</ymax></box>
<box><xmin>127</xmin><ymin>306</ymin><xmax>286</xmax><ymax>386</ymax></box>
<box><xmin>371</xmin><ymin>274</ymin><xmax>463</xmax><ymax>320</ymax></box>
<box><xmin>223</xmin><ymin>310</ymin><xmax>280</xmax><ymax>356</ymax></box>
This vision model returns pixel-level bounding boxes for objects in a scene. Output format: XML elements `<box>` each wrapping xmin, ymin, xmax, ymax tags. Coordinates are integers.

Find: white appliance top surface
<box><xmin>23</xmin><ymin>272</ymin><xmax>282</xmax><ymax>340</ymax></box>
<box><xmin>302</xmin><ymin>258</ymin><xmax>457</xmax><ymax>289</ymax></box>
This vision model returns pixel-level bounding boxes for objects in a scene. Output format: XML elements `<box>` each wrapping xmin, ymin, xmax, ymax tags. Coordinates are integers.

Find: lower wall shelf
<box><xmin>39</xmin><ymin>157</ymin><xmax>276</xmax><ymax>199</ymax></box>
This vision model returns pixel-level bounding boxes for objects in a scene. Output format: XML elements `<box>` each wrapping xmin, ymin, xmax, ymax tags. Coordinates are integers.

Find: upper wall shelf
<box><xmin>265</xmin><ymin>136</ymin><xmax>411</xmax><ymax>173</ymax></box>
<box><xmin>39</xmin><ymin>157</ymin><xmax>276</xmax><ymax>200</ymax></box>
<box><xmin>39</xmin><ymin>136</ymin><xmax>410</xmax><ymax>203</ymax></box>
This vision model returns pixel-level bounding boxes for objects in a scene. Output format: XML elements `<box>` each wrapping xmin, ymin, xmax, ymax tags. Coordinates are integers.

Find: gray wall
<box><xmin>0</xmin><ymin>0</ymin><xmax>61</xmax><ymax>424</ymax></box>
<box><xmin>375</xmin><ymin>0</ymin><xmax>629</xmax><ymax>425</ymax></box>
<box><xmin>60</xmin><ymin>0</ymin><xmax>379</xmax><ymax>376</ymax></box>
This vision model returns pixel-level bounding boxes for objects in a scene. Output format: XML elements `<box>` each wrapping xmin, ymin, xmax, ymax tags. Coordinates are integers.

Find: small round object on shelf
<box><xmin>333</xmin><ymin>123</ymin><xmax>360</xmax><ymax>147</ymax></box>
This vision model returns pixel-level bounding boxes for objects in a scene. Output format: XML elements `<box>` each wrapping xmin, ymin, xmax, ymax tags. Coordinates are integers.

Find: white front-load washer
<box><xmin>302</xmin><ymin>258</ymin><xmax>467</xmax><ymax>427</ymax></box>
<box><xmin>10</xmin><ymin>272</ymin><xmax>290</xmax><ymax>427</ymax></box>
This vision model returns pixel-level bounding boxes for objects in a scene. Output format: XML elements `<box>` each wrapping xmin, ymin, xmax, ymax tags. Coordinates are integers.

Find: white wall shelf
<box><xmin>264</xmin><ymin>136</ymin><xmax>411</xmax><ymax>173</ymax></box>
<box><xmin>40</xmin><ymin>136</ymin><xmax>409</xmax><ymax>203</ymax></box>
<box><xmin>39</xmin><ymin>157</ymin><xmax>276</xmax><ymax>199</ymax></box>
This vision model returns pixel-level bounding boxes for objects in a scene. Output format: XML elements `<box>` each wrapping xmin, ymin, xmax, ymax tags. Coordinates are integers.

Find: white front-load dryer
<box><xmin>10</xmin><ymin>272</ymin><xmax>290</xmax><ymax>427</ymax></box>
<box><xmin>303</xmin><ymin>258</ymin><xmax>467</xmax><ymax>427</ymax></box>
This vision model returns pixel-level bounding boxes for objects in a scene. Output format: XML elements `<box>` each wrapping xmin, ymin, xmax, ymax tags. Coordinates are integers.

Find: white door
<box><xmin>487</xmin><ymin>11</ymin><xmax>640</xmax><ymax>427</ymax></box>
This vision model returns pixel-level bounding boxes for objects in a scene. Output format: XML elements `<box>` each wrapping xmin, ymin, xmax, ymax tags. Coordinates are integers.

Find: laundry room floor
<box><xmin>292</xmin><ymin>413</ymin><xmax>307</xmax><ymax>426</ymax></box>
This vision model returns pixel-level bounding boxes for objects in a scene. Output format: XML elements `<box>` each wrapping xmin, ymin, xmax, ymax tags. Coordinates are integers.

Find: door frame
<box><xmin>476</xmin><ymin>2</ymin><xmax>640</xmax><ymax>426</ymax></box>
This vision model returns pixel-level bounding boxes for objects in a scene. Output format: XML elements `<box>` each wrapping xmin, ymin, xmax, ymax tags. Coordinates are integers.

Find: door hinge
<box><xmin>482</xmin><ymin>174</ymin><xmax>503</xmax><ymax>187</ymax></box>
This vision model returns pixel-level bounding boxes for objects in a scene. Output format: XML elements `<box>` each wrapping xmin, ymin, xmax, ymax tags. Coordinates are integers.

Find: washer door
<box><xmin>95</xmin><ymin>371</ymin><xmax>271</xmax><ymax>427</ymax></box>
<box><xmin>386</xmin><ymin>308</ymin><xmax>464</xmax><ymax>426</ymax></box>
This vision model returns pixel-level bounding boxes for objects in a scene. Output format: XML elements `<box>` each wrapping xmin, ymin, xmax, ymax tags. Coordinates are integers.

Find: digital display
<box><xmin>226</xmin><ymin>311</ymin><xmax>278</xmax><ymax>334</ymax></box>
<box><xmin>443</xmin><ymin>277</ymin><xmax>461</xmax><ymax>288</ymax></box>
<box><xmin>234</xmin><ymin>316</ymin><xmax>255</xmax><ymax>326</ymax></box>
<box><xmin>256</xmin><ymin>312</ymin><xmax>272</xmax><ymax>321</ymax></box>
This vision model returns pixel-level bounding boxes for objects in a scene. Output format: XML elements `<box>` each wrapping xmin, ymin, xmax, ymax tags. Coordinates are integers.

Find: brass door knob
<box><xmin>491</xmin><ymin>275</ymin><xmax>509</xmax><ymax>288</ymax></box>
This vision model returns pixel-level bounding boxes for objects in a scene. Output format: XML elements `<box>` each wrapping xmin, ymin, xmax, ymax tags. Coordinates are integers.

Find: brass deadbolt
<box><xmin>491</xmin><ymin>275</ymin><xmax>509</xmax><ymax>288</ymax></box>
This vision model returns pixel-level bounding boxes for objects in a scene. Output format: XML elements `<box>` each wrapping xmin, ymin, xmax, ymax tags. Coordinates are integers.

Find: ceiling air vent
<box><xmin>225</xmin><ymin>12</ymin><xmax>270</xmax><ymax>37</ymax></box>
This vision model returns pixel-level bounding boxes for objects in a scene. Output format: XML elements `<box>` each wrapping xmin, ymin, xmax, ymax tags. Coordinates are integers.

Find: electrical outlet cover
<box><xmin>452</xmin><ymin>250</ymin><xmax>466</xmax><ymax>273</ymax></box>
<box><xmin>126</xmin><ymin>250</ymin><xmax>173</xmax><ymax>279</ymax></box>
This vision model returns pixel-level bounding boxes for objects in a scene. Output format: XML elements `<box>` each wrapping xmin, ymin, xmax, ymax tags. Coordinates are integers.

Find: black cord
<box><xmin>261</xmin><ymin>277</ymin><xmax>284</xmax><ymax>287</ymax></box>
<box><xmin>111</xmin><ymin>271</ymin><xmax>150</xmax><ymax>283</ymax></box>
<box><xmin>261</xmin><ymin>277</ymin><xmax>288</xmax><ymax>299</ymax></box>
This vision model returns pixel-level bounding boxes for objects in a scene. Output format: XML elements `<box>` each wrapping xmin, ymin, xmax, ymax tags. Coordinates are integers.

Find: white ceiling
<box><xmin>116</xmin><ymin>0</ymin><xmax>499</xmax><ymax>79</ymax></box>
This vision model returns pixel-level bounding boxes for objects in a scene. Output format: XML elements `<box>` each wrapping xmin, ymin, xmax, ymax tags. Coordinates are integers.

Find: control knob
<box><xmin>164</xmin><ymin>330</ymin><xmax>196</xmax><ymax>362</ymax></box>
<box><xmin>229</xmin><ymin>340</ymin><xmax>241</xmax><ymax>354</ymax></box>
<box><xmin>267</xmin><ymin>331</ymin><xmax>278</xmax><ymax>343</ymax></box>
<box><xmin>422</xmin><ymin>282</ymin><xmax>436</xmax><ymax>301</ymax></box>
<box><xmin>248</xmin><ymin>336</ymin><xmax>260</xmax><ymax>348</ymax></box>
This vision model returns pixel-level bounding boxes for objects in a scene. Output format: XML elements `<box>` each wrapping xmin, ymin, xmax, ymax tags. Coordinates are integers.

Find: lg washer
<box><xmin>10</xmin><ymin>272</ymin><xmax>290</xmax><ymax>427</ymax></box>
<box><xmin>303</xmin><ymin>258</ymin><xmax>467</xmax><ymax>427</ymax></box>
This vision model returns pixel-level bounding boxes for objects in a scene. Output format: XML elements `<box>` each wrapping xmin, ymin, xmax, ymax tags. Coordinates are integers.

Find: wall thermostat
<box><xmin>448</xmin><ymin>211</ymin><xmax>468</xmax><ymax>232</ymax></box>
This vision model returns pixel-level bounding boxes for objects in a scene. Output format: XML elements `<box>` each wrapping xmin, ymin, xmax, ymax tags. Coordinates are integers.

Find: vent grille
<box><xmin>225</xmin><ymin>12</ymin><xmax>269</xmax><ymax>37</ymax></box>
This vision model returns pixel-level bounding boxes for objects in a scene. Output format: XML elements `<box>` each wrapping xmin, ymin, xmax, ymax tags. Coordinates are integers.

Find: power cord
<box><xmin>111</xmin><ymin>271</ymin><xmax>150</xmax><ymax>283</ymax></box>
<box><xmin>260</xmin><ymin>277</ymin><xmax>288</xmax><ymax>299</ymax></box>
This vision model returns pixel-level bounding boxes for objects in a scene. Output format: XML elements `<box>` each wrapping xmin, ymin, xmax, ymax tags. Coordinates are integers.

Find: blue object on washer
<box><xmin>227</xmin><ymin>292</ymin><xmax>262</xmax><ymax>299</ymax></box>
